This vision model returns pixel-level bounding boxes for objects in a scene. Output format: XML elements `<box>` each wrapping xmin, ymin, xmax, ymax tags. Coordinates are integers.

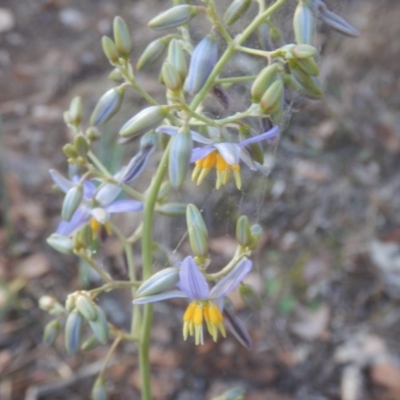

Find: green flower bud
<box><xmin>137</xmin><ymin>37</ymin><xmax>170</xmax><ymax>70</ymax></box>
<box><xmin>293</xmin><ymin>0</ymin><xmax>315</xmax><ymax>45</ymax></box>
<box><xmin>251</xmin><ymin>63</ymin><xmax>279</xmax><ymax>103</ymax></box>
<box><xmin>289</xmin><ymin>65</ymin><xmax>323</xmax><ymax>99</ymax></box>
<box><xmin>81</xmin><ymin>335</ymin><xmax>101</xmax><ymax>351</ymax></box>
<box><xmin>289</xmin><ymin>57</ymin><xmax>319</xmax><ymax>77</ymax></box>
<box><xmin>158</xmin><ymin>181</ymin><xmax>172</xmax><ymax>199</ymax></box>
<box><xmin>168</xmin><ymin>39</ymin><xmax>187</xmax><ymax>81</ymax></box>
<box><xmin>113</xmin><ymin>16</ymin><xmax>132</xmax><ymax>58</ymax></box>
<box><xmin>223</xmin><ymin>0</ymin><xmax>251</xmax><ymax>26</ymax></box>
<box><xmin>186</xmin><ymin>204</ymin><xmax>208</xmax><ymax>236</ymax></box>
<box><xmin>119</xmin><ymin>106</ymin><xmax>168</xmax><ymax>139</ymax></box>
<box><xmin>157</xmin><ymin>202</ymin><xmax>187</xmax><ymax>216</ymax></box>
<box><xmin>236</xmin><ymin>215</ymin><xmax>252</xmax><ymax>247</ymax></box>
<box><xmin>249</xmin><ymin>224</ymin><xmax>263</xmax><ymax>250</ymax></box>
<box><xmin>257</xmin><ymin>22</ymin><xmax>271</xmax><ymax>51</ymax></box>
<box><xmin>169</xmin><ymin>130</ymin><xmax>193</xmax><ymax>188</ymax></box>
<box><xmin>162</xmin><ymin>62</ymin><xmax>182</xmax><ymax>92</ymax></box>
<box><xmin>43</xmin><ymin>320</ymin><xmax>61</xmax><ymax>346</ymax></box>
<box><xmin>86</xmin><ymin>126</ymin><xmax>101</xmax><ymax>141</ymax></box>
<box><xmin>69</xmin><ymin>96</ymin><xmax>83</xmax><ymax>125</ymax></box>
<box><xmin>148</xmin><ymin>5</ymin><xmax>198</xmax><ymax>31</ymax></box>
<box><xmin>47</xmin><ymin>233</ymin><xmax>74</xmax><ymax>255</ymax></box>
<box><xmin>291</xmin><ymin>44</ymin><xmax>317</xmax><ymax>59</ymax></box>
<box><xmin>61</xmin><ymin>184</ymin><xmax>83</xmax><ymax>221</ymax></box>
<box><xmin>73</xmin><ymin>134</ymin><xmax>89</xmax><ymax>157</ymax></box>
<box><xmin>75</xmin><ymin>293</ymin><xmax>98</xmax><ymax>321</ymax></box>
<box><xmin>90</xmin><ymin>87</ymin><xmax>125</xmax><ymax>126</ymax></box>
<box><xmin>101</xmin><ymin>36</ymin><xmax>119</xmax><ymax>64</ymax></box>
<box><xmin>65</xmin><ymin>293</ymin><xmax>77</xmax><ymax>312</ymax></box>
<box><xmin>240</xmin><ymin>283</ymin><xmax>262</xmax><ymax>311</ymax></box>
<box><xmin>65</xmin><ymin>310</ymin><xmax>83</xmax><ymax>354</ymax></box>
<box><xmin>63</xmin><ymin>111</ymin><xmax>73</xmax><ymax>125</ymax></box>
<box><xmin>260</xmin><ymin>79</ymin><xmax>284</xmax><ymax>114</ymax></box>
<box><xmin>108</xmin><ymin>67</ymin><xmax>123</xmax><ymax>81</ymax></box>
<box><xmin>39</xmin><ymin>296</ymin><xmax>65</xmax><ymax>315</ymax></box>
<box><xmin>88</xmin><ymin>306</ymin><xmax>109</xmax><ymax>344</ymax></box>
<box><xmin>91</xmin><ymin>378</ymin><xmax>108</xmax><ymax>400</ymax></box>
<box><xmin>188</xmin><ymin>224</ymin><xmax>208</xmax><ymax>257</ymax></box>
<box><xmin>62</xmin><ymin>143</ymin><xmax>78</xmax><ymax>159</ymax></box>
<box><xmin>136</xmin><ymin>267</ymin><xmax>180</xmax><ymax>297</ymax></box>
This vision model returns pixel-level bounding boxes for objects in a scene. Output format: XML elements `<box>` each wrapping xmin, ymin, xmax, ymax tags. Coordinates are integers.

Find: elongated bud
<box><xmin>61</xmin><ymin>184</ymin><xmax>83</xmax><ymax>221</ymax></box>
<box><xmin>88</xmin><ymin>306</ymin><xmax>109</xmax><ymax>344</ymax></box>
<box><xmin>162</xmin><ymin>62</ymin><xmax>182</xmax><ymax>92</ymax></box>
<box><xmin>157</xmin><ymin>202</ymin><xmax>187</xmax><ymax>216</ymax></box>
<box><xmin>119</xmin><ymin>106</ymin><xmax>168</xmax><ymax>139</ymax></box>
<box><xmin>43</xmin><ymin>320</ymin><xmax>60</xmax><ymax>346</ymax></box>
<box><xmin>47</xmin><ymin>233</ymin><xmax>74</xmax><ymax>255</ymax></box>
<box><xmin>260</xmin><ymin>79</ymin><xmax>284</xmax><ymax>114</ymax></box>
<box><xmin>289</xmin><ymin>56</ymin><xmax>319</xmax><ymax>76</ymax></box>
<box><xmin>148</xmin><ymin>5</ymin><xmax>198</xmax><ymax>30</ymax></box>
<box><xmin>240</xmin><ymin>283</ymin><xmax>262</xmax><ymax>311</ymax></box>
<box><xmin>223</xmin><ymin>0</ymin><xmax>251</xmax><ymax>26</ymax></box>
<box><xmin>236</xmin><ymin>216</ymin><xmax>252</xmax><ymax>247</ymax></box>
<box><xmin>169</xmin><ymin>130</ymin><xmax>193</xmax><ymax>188</ymax></box>
<box><xmin>186</xmin><ymin>204</ymin><xmax>208</xmax><ymax>236</ymax></box>
<box><xmin>251</xmin><ymin>63</ymin><xmax>279</xmax><ymax>103</ymax></box>
<box><xmin>63</xmin><ymin>143</ymin><xmax>78</xmax><ymax>159</ymax></box>
<box><xmin>91</xmin><ymin>378</ymin><xmax>108</xmax><ymax>400</ymax></box>
<box><xmin>213</xmin><ymin>387</ymin><xmax>245</xmax><ymax>400</ymax></box>
<box><xmin>113</xmin><ymin>16</ymin><xmax>132</xmax><ymax>58</ymax></box>
<box><xmin>65</xmin><ymin>310</ymin><xmax>83</xmax><ymax>354</ymax></box>
<box><xmin>65</xmin><ymin>293</ymin><xmax>77</xmax><ymax>312</ymax></box>
<box><xmin>101</xmin><ymin>36</ymin><xmax>119</xmax><ymax>64</ymax></box>
<box><xmin>185</xmin><ymin>34</ymin><xmax>218</xmax><ymax>96</ymax></box>
<box><xmin>39</xmin><ymin>296</ymin><xmax>65</xmax><ymax>315</ymax></box>
<box><xmin>137</xmin><ymin>37</ymin><xmax>170</xmax><ymax>70</ymax></box>
<box><xmin>168</xmin><ymin>39</ymin><xmax>187</xmax><ymax>81</ymax></box>
<box><xmin>291</xmin><ymin>44</ymin><xmax>317</xmax><ymax>59</ymax></box>
<box><xmin>73</xmin><ymin>135</ymin><xmax>89</xmax><ymax>157</ymax></box>
<box><xmin>69</xmin><ymin>96</ymin><xmax>83</xmax><ymax>125</ymax></box>
<box><xmin>75</xmin><ymin>293</ymin><xmax>98</xmax><ymax>321</ymax></box>
<box><xmin>136</xmin><ymin>267</ymin><xmax>180</xmax><ymax>297</ymax></box>
<box><xmin>249</xmin><ymin>224</ymin><xmax>262</xmax><ymax>250</ymax></box>
<box><xmin>81</xmin><ymin>335</ymin><xmax>100</xmax><ymax>351</ymax></box>
<box><xmin>293</xmin><ymin>0</ymin><xmax>314</xmax><ymax>45</ymax></box>
<box><xmin>318</xmin><ymin>4</ymin><xmax>360</xmax><ymax>37</ymax></box>
<box><xmin>289</xmin><ymin>65</ymin><xmax>323</xmax><ymax>99</ymax></box>
<box><xmin>188</xmin><ymin>224</ymin><xmax>208</xmax><ymax>257</ymax></box>
<box><xmin>90</xmin><ymin>87</ymin><xmax>125</xmax><ymax>126</ymax></box>
<box><xmin>258</xmin><ymin>22</ymin><xmax>271</xmax><ymax>51</ymax></box>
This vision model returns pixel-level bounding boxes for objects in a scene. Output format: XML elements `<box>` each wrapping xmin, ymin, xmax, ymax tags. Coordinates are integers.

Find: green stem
<box><xmin>99</xmin><ymin>337</ymin><xmax>122</xmax><ymax>379</ymax></box>
<box><xmin>77</xmin><ymin>251</ymin><xmax>113</xmax><ymax>283</ymax></box>
<box><xmin>139</xmin><ymin>141</ymin><xmax>171</xmax><ymax>400</ymax></box>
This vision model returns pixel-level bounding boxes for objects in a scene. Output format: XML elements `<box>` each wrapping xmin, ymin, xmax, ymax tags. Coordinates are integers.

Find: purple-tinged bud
<box><xmin>101</xmin><ymin>36</ymin><xmax>119</xmax><ymax>64</ymax></box>
<box><xmin>169</xmin><ymin>130</ymin><xmax>193</xmax><ymax>188</ymax></box>
<box><xmin>251</xmin><ymin>63</ymin><xmax>279</xmax><ymax>103</ymax></box>
<box><xmin>148</xmin><ymin>5</ymin><xmax>198</xmax><ymax>30</ymax></box>
<box><xmin>223</xmin><ymin>0</ymin><xmax>251</xmax><ymax>26</ymax></box>
<box><xmin>236</xmin><ymin>215</ymin><xmax>252</xmax><ymax>247</ymax></box>
<box><xmin>65</xmin><ymin>310</ymin><xmax>83</xmax><ymax>354</ymax></box>
<box><xmin>43</xmin><ymin>320</ymin><xmax>60</xmax><ymax>346</ymax></box>
<box><xmin>168</xmin><ymin>39</ymin><xmax>187</xmax><ymax>81</ymax></box>
<box><xmin>318</xmin><ymin>3</ymin><xmax>360</xmax><ymax>38</ymax></box>
<box><xmin>186</xmin><ymin>204</ymin><xmax>208</xmax><ymax>236</ymax></box>
<box><xmin>260</xmin><ymin>79</ymin><xmax>284</xmax><ymax>114</ymax></box>
<box><xmin>87</xmin><ymin>305</ymin><xmax>109</xmax><ymax>344</ymax></box>
<box><xmin>47</xmin><ymin>233</ymin><xmax>74</xmax><ymax>255</ymax></box>
<box><xmin>293</xmin><ymin>0</ymin><xmax>315</xmax><ymax>45</ymax></box>
<box><xmin>119</xmin><ymin>106</ymin><xmax>168</xmax><ymax>139</ymax></box>
<box><xmin>136</xmin><ymin>267</ymin><xmax>180</xmax><ymax>297</ymax></box>
<box><xmin>223</xmin><ymin>308</ymin><xmax>252</xmax><ymax>350</ymax></box>
<box><xmin>257</xmin><ymin>22</ymin><xmax>271</xmax><ymax>51</ymax></box>
<box><xmin>61</xmin><ymin>184</ymin><xmax>83</xmax><ymax>221</ymax></box>
<box><xmin>91</xmin><ymin>378</ymin><xmax>108</xmax><ymax>400</ymax></box>
<box><xmin>185</xmin><ymin>34</ymin><xmax>218</xmax><ymax>96</ymax></box>
<box><xmin>90</xmin><ymin>87</ymin><xmax>125</xmax><ymax>126</ymax></box>
<box><xmin>137</xmin><ymin>37</ymin><xmax>170</xmax><ymax>70</ymax></box>
<box><xmin>113</xmin><ymin>16</ymin><xmax>132</xmax><ymax>58</ymax></box>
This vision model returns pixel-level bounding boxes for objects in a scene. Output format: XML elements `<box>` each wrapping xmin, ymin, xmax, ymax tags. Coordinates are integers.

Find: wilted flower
<box><xmin>134</xmin><ymin>256</ymin><xmax>252</xmax><ymax>348</ymax></box>
<box><xmin>158</xmin><ymin>125</ymin><xmax>279</xmax><ymax>189</ymax></box>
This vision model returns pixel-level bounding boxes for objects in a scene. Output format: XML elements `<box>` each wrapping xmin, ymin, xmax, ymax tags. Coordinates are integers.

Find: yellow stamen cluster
<box><xmin>90</xmin><ymin>217</ymin><xmax>111</xmax><ymax>236</ymax></box>
<box><xmin>191</xmin><ymin>151</ymin><xmax>241</xmax><ymax>189</ymax></box>
<box><xmin>182</xmin><ymin>300</ymin><xmax>226</xmax><ymax>345</ymax></box>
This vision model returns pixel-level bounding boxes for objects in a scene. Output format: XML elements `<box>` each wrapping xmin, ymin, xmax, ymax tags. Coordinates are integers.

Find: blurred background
<box><xmin>1</xmin><ymin>0</ymin><xmax>400</xmax><ymax>399</ymax></box>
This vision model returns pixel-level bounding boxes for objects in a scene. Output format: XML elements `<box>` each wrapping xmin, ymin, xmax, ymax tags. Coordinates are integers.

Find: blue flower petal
<box><xmin>56</xmin><ymin>206</ymin><xmax>90</xmax><ymax>236</ymax></box>
<box><xmin>177</xmin><ymin>256</ymin><xmax>209</xmax><ymax>300</ymax></box>
<box><xmin>209</xmin><ymin>258</ymin><xmax>252</xmax><ymax>299</ymax></box>
<box><xmin>223</xmin><ymin>308</ymin><xmax>252</xmax><ymax>350</ymax></box>
<box><xmin>156</xmin><ymin>126</ymin><xmax>179</xmax><ymax>136</ymax></box>
<box><xmin>49</xmin><ymin>169</ymin><xmax>73</xmax><ymax>193</ymax></box>
<box><xmin>133</xmin><ymin>290</ymin><xmax>188</xmax><ymax>304</ymax></box>
<box><xmin>190</xmin><ymin>146</ymin><xmax>215</xmax><ymax>163</ymax></box>
<box><xmin>82</xmin><ymin>180</ymin><xmax>97</xmax><ymax>199</ymax></box>
<box><xmin>214</xmin><ymin>143</ymin><xmax>240</xmax><ymax>165</ymax></box>
<box><xmin>239</xmin><ymin>126</ymin><xmax>279</xmax><ymax>146</ymax></box>
<box><xmin>105</xmin><ymin>199</ymin><xmax>143</xmax><ymax>213</ymax></box>
<box><xmin>95</xmin><ymin>184</ymin><xmax>122</xmax><ymax>207</ymax></box>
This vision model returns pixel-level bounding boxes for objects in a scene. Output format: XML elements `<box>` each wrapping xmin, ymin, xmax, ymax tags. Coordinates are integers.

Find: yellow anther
<box><xmin>216</xmin><ymin>154</ymin><xmax>229</xmax><ymax>172</ymax></box>
<box><xmin>208</xmin><ymin>303</ymin><xmax>223</xmax><ymax>323</ymax></box>
<box><xmin>183</xmin><ymin>302</ymin><xmax>196</xmax><ymax>322</ymax></box>
<box><xmin>90</xmin><ymin>217</ymin><xmax>101</xmax><ymax>233</ymax></box>
<box><xmin>202</xmin><ymin>152</ymin><xmax>217</xmax><ymax>169</ymax></box>
<box><xmin>193</xmin><ymin>304</ymin><xmax>203</xmax><ymax>326</ymax></box>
